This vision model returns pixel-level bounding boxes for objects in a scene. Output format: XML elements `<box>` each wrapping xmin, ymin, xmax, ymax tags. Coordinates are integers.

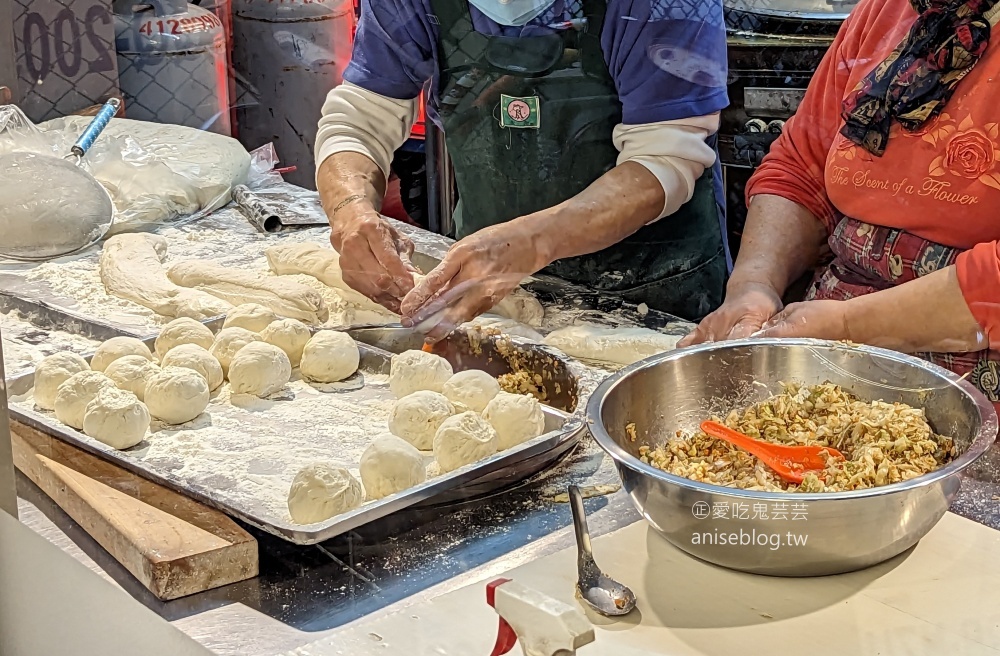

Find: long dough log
<box><xmin>265</xmin><ymin>242</ymin><xmax>544</xmax><ymax>327</ymax></box>
<box><xmin>265</xmin><ymin>242</ymin><xmax>379</xmax><ymax>309</ymax></box>
<box><xmin>166</xmin><ymin>259</ymin><xmax>329</xmax><ymax>325</ymax></box>
<box><xmin>542</xmin><ymin>325</ymin><xmax>681</xmax><ymax>366</ymax></box>
<box><xmin>99</xmin><ymin>234</ymin><xmax>234</xmax><ymax>320</ymax></box>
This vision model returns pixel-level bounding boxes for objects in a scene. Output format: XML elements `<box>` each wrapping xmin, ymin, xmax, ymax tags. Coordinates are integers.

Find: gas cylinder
<box><xmin>114</xmin><ymin>0</ymin><xmax>232</xmax><ymax>135</ymax></box>
<box><xmin>232</xmin><ymin>0</ymin><xmax>355</xmax><ymax>188</ymax></box>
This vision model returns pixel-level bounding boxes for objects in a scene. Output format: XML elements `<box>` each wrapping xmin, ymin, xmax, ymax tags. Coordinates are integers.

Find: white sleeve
<box><xmin>612</xmin><ymin>113</ymin><xmax>720</xmax><ymax>222</ymax></box>
<box><xmin>315</xmin><ymin>81</ymin><xmax>420</xmax><ymax>183</ymax></box>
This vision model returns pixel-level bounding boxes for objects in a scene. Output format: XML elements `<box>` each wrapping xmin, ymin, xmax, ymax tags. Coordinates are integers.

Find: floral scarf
<box><xmin>840</xmin><ymin>0</ymin><xmax>999</xmax><ymax>156</ymax></box>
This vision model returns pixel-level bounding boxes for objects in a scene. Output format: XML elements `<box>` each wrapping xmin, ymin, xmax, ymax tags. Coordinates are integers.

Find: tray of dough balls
<box><xmin>5</xmin><ymin>305</ymin><xmax>587</xmax><ymax>545</ymax></box>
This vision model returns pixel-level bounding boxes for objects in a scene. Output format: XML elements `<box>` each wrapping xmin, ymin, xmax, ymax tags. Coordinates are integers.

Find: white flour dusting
<box><xmin>11</xmin><ymin>370</ymin><xmax>399</xmax><ymax>528</ymax></box>
<box><xmin>0</xmin><ymin>310</ymin><xmax>101</xmax><ymax>377</ymax></box>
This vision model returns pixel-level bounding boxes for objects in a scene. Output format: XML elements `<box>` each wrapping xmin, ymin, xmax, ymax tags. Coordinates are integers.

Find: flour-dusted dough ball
<box><xmin>54</xmin><ymin>370</ymin><xmax>116</xmax><ymax>430</ymax></box>
<box><xmin>90</xmin><ymin>337</ymin><xmax>153</xmax><ymax>372</ymax></box>
<box><xmin>223</xmin><ymin>303</ymin><xmax>278</xmax><ymax>333</ymax></box>
<box><xmin>210</xmin><ymin>327</ymin><xmax>261</xmax><ymax>376</ymax></box>
<box><xmin>483</xmin><ymin>391</ymin><xmax>546</xmax><ymax>450</ymax></box>
<box><xmin>33</xmin><ymin>352</ymin><xmax>90</xmax><ymax>410</ymax></box>
<box><xmin>104</xmin><ymin>355</ymin><xmax>160</xmax><ymax>401</ymax></box>
<box><xmin>82</xmin><ymin>387</ymin><xmax>149</xmax><ymax>449</ymax></box>
<box><xmin>433</xmin><ymin>411</ymin><xmax>499</xmax><ymax>473</ymax></box>
<box><xmin>300</xmin><ymin>330</ymin><xmax>360</xmax><ymax>383</ymax></box>
<box><xmin>287</xmin><ymin>463</ymin><xmax>364</xmax><ymax>524</ymax></box>
<box><xmin>155</xmin><ymin>317</ymin><xmax>215</xmax><ymax>358</ymax></box>
<box><xmin>160</xmin><ymin>344</ymin><xmax>223</xmax><ymax>391</ymax></box>
<box><xmin>360</xmin><ymin>434</ymin><xmax>426</xmax><ymax>500</ymax></box>
<box><xmin>442</xmin><ymin>369</ymin><xmax>501</xmax><ymax>413</ymax></box>
<box><xmin>389</xmin><ymin>350</ymin><xmax>454</xmax><ymax>398</ymax></box>
<box><xmin>388</xmin><ymin>390</ymin><xmax>456</xmax><ymax>450</ymax></box>
<box><xmin>144</xmin><ymin>366</ymin><xmax>210</xmax><ymax>425</ymax></box>
<box><xmin>228</xmin><ymin>342</ymin><xmax>292</xmax><ymax>397</ymax></box>
<box><xmin>260</xmin><ymin>318</ymin><xmax>311</xmax><ymax>366</ymax></box>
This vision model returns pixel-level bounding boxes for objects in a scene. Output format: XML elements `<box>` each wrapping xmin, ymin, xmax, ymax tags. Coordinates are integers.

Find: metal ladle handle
<box><xmin>568</xmin><ymin>485</ymin><xmax>594</xmax><ymax>558</ymax></box>
<box><xmin>70</xmin><ymin>98</ymin><xmax>121</xmax><ymax>160</ymax></box>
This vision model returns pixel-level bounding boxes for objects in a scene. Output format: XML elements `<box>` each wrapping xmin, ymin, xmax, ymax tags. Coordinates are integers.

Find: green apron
<box><xmin>430</xmin><ymin>0</ymin><xmax>727</xmax><ymax>320</ymax></box>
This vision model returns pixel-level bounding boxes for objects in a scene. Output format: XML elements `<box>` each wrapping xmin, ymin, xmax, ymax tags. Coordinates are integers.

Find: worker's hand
<box><xmin>677</xmin><ymin>282</ymin><xmax>783</xmax><ymax>347</ymax></box>
<box><xmin>330</xmin><ymin>206</ymin><xmax>418</xmax><ymax>313</ymax></box>
<box><xmin>399</xmin><ymin>223</ymin><xmax>544</xmax><ymax>343</ymax></box>
<box><xmin>755</xmin><ymin>300</ymin><xmax>851</xmax><ymax>341</ymax></box>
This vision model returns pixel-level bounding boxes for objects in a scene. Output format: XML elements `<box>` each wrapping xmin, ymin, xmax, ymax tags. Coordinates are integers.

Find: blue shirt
<box><xmin>345</xmin><ymin>0</ymin><xmax>729</xmax><ymax>126</ymax></box>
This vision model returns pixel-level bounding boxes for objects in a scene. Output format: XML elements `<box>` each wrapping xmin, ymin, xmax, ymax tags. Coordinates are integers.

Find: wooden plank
<box><xmin>10</xmin><ymin>420</ymin><xmax>258</xmax><ymax>600</ymax></box>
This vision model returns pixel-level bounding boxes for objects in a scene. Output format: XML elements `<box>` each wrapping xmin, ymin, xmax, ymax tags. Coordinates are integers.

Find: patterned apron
<box><xmin>808</xmin><ymin>216</ymin><xmax>1000</xmax><ymax>403</ymax></box>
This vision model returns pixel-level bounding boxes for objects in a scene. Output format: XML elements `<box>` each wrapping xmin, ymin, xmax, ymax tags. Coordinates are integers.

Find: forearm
<box><xmin>317</xmin><ymin>152</ymin><xmax>387</xmax><ymax>226</ymax></box>
<box><xmin>528</xmin><ymin>161</ymin><xmax>666</xmax><ymax>266</ymax></box>
<box><xmin>730</xmin><ymin>195</ymin><xmax>828</xmax><ymax>294</ymax></box>
<box><xmin>844</xmin><ymin>266</ymin><xmax>986</xmax><ymax>354</ymax></box>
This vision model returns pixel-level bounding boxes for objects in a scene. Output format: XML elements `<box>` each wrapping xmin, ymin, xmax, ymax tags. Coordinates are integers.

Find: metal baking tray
<box><xmin>6</xmin><ymin>324</ymin><xmax>586</xmax><ymax>545</ymax></box>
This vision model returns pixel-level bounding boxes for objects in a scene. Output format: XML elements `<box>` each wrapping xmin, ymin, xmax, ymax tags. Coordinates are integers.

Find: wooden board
<box><xmin>290</xmin><ymin>512</ymin><xmax>1000</xmax><ymax>655</ymax></box>
<box><xmin>10</xmin><ymin>420</ymin><xmax>258</xmax><ymax>600</ymax></box>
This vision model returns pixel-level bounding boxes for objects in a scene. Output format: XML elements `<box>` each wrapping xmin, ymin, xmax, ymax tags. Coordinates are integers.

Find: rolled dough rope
<box><xmin>265</xmin><ymin>242</ymin><xmax>381</xmax><ymax>310</ymax></box>
<box><xmin>266</xmin><ymin>242</ymin><xmax>544</xmax><ymax>327</ymax></box>
<box><xmin>99</xmin><ymin>234</ymin><xmax>234</xmax><ymax>320</ymax></box>
<box><xmin>166</xmin><ymin>259</ymin><xmax>329</xmax><ymax>325</ymax></box>
<box><xmin>542</xmin><ymin>325</ymin><xmax>681</xmax><ymax>366</ymax></box>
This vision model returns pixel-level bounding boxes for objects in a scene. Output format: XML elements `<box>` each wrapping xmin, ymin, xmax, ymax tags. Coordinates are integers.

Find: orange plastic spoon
<box><xmin>421</xmin><ymin>342</ymin><xmax>434</xmax><ymax>354</ymax></box>
<box><xmin>700</xmin><ymin>421</ymin><xmax>844</xmax><ymax>484</ymax></box>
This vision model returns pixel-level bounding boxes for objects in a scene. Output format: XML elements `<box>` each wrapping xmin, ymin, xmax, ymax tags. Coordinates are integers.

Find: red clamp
<box><xmin>487</xmin><ymin>578</ymin><xmax>517</xmax><ymax>656</ymax></box>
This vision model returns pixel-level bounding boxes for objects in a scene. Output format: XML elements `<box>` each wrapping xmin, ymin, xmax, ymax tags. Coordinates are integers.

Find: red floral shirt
<box><xmin>747</xmin><ymin>0</ymin><xmax>1000</xmax><ymax>347</ymax></box>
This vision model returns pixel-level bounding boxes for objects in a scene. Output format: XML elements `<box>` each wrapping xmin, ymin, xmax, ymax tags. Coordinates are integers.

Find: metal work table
<box><xmin>9</xmin><ymin>204</ymin><xmax>1000</xmax><ymax>656</ymax></box>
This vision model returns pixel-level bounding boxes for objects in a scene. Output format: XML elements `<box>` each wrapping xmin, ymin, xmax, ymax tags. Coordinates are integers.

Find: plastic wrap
<box><xmin>0</xmin><ymin>105</ymin><xmax>272</xmax><ymax>241</ymax></box>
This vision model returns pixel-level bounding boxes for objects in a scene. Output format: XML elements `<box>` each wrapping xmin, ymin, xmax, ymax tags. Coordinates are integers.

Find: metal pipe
<box><xmin>0</xmin><ymin>330</ymin><xmax>17</xmax><ymax>518</ymax></box>
<box><xmin>425</xmin><ymin>123</ymin><xmax>456</xmax><ymax>236</ymax></box>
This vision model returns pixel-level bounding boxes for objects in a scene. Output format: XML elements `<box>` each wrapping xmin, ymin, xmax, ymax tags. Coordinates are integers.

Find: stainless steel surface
<box><xmin>0</xmin><ymin>330</ymin><xmax>16</xmax><ymax>517</ymax></box>
<box><xmin>7</xmin><ymin>325</ymin><xmax>586</xmax><ymax>545</ymax></box>
<box><xmin>587</xmin><ymin>339</ymin><xmax>999</xmax><ymax>576</ymax></box>
<box><xmin>744</xmin><ymin>87</ymin><xmax>805</xmax><ymax>117</ymax></box>
<box><xmin>568</xmin><ymin>485</ymin><xmax>635</xmax><ymax>616</ymax></box>
<box><xmin>723</xmin><ymin>0</ymin><xmax>858</xmax><ymax>21</ymax></box>
<box><xmin>0</xmin><ymin>289</ymin><xmax>144</xmax><ymax>342</ymax></box>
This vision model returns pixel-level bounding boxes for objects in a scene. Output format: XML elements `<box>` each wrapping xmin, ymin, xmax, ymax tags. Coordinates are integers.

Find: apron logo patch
<box><xmin>500</xmin><ymin>94</ymin><xmax>540</xmax><ymax>129</ymax></box>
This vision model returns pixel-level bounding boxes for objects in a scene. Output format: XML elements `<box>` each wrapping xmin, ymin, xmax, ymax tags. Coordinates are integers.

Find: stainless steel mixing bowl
<box><xmin>586</xmin><ymin>338</ymin><xmax>998</xmax><ymax>576</ymax></box>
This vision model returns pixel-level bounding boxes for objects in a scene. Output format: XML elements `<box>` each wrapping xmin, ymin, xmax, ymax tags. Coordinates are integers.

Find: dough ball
<box><xmin>155</xmin><ymin>317</ymin><xmax>215</xmax><ymax>358</ymax></box>
<box><xmin>210</xmin><ymin>327</ymin><xmax>261</xmax><ymax>376</ymax></box>
<box><xmin>222</xmin><ymin>303</ymin><xmax>278</xmax><ymax>333</ymax></box>
<box><xmin>144</xmin><ymin>366</ymin><xmax>210</xmax><ymax>425</ymax></box>
<box><xmin>483</xmin><ymin>391</ymin><xmax>546</xmax><ymax>450</ymax></box>
<box><xmin>34</xmin><ymin>352</ymin><xmax>90</xmax><ymax>410</ymax></box>
<box><xmin>260</xmin><ymin>318</ymin><xmax>311</xmax><ymax>366</ymax></box>
<box><xmin>228</xmin><ymin>342</ymin><xmax>292</xmax><ymax>397</ymax></box>
<box><xmin>82</xmin><ymin>387</ymin><xmax>149</xmax><ymax>449</ymax></box>
<box><xmin>287</xmin><ymin>463</ymin><xmax>364</xmax><ymax>524</ymax></box>
<box><xmin>360</xmin><ymin>434</ymin><xmax>426</xmax><ymax>500</ymax></box>
<box><xmin>389</xmin><ymin>350</ymin><xmax>454</xmax><ymax>398</ymax></box>
<box><xmin>90</xmin><ymin>337</ymin><xmax>153</xmax><ymax>372</ymax></box>
<box><xmin>442</xmin><ymin>369</ymin><xmax>501</xmax><ymax>413</ymax></box>
<box><xmin>300</xmin><ymin>330</ymin><xmax>360</xmax><ymax>383</ymax></box>
<box><xmin>160</xmin><ymin>344</ymin><xmax>224</xmax><ymax>391</ymax></box>
<box><xmin>54</xmin><ymin>371</ymin><xmax>116</xmax><ymax>430</ymax></box>
<box><xmin>104</xmin><ymin>355</ymin><xmax>160</xmax><ymax>400</ymax></box>
<box><xmin>388</xmin><ymin>390</ymin><xmax>456</xmax><ymax>450</ymax></box>
<box><xmin>432</xmin><ymin>411</ymin><xmax>499</xmax><ymax>473</ymax></box>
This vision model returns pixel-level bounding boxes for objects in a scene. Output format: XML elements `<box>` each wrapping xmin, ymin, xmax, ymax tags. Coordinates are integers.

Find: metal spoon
<box><xmin>568</xmin><ymin>485</ymin><xmax>636</xmax><ymax>616</ymax></box>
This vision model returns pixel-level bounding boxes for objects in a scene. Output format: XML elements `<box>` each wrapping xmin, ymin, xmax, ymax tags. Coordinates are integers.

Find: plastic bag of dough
<box><xmin>37</xmin><ymin>114</ymin><xmax>252</xmax><ymax>231</ymax></box>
